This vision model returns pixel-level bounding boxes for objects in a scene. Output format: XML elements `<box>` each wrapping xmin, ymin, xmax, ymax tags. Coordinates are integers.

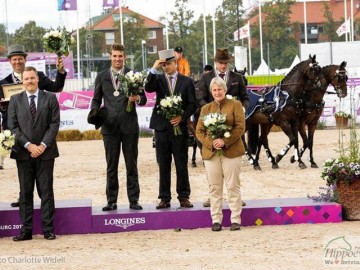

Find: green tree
<box><xmin>215</xmin><ymin>0</ymin><xmax>245</xmax><ymax>50</ymax></box>
<box><xmin>164</xmin><ymin>0</ymin><xmax>194</xmax><ymax>40</ymax></box>
<box><xmin>323</xmin><ymin>2</ymin><xmax>341</xmax><ymax>42</ymax></box>
<box><xmin>250</xmin><ymin>0</ymin><xmax>299</xmax><ymax>70</ymax></box>
<box><xmin>115</xmin><ymin>13</ymin><xmax>148</xmax><ymax>71</ymax></box>
<box><xmin>160</xmin><ymin>0</ymin><xmax>201</xmax><ymax>73</ymax></box>
<box><xmin>12</xmin><ymin>21</ymin><xmax>46</xmax><ymax>52</ymax></box>
<box><xmin>0</xmin><ymin>24</ymin><xmax>8</xmax><ymax>46</ymax></box>
<box><xmin>69</xmin><ymin>28</ymin><xmax>103</xmax><ymax>58</ymax></box>
<box><xmin>0</xmin><ymin>24</ymin><xmax>9</xmax><ymax>56</ymax></box>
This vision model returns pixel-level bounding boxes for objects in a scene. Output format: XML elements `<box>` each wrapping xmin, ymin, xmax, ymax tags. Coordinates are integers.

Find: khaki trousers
<box><xmin>204</xmin><ymin>155</ymin><xmax>242</xmax><ymax>224</ymax></box>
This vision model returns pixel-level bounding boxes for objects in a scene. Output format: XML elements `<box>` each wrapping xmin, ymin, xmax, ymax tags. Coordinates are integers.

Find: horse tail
<box><xmin>247</xmin><ymin>124</ymin><xmax>259</xmax><ymax>155</ymax></box>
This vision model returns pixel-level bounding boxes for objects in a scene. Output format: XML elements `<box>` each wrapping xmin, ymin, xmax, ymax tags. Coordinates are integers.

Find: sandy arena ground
<box><xmin>0</xmin><ymin>129</ymin><xmax>359</xmax><ymax>270</ymax></box>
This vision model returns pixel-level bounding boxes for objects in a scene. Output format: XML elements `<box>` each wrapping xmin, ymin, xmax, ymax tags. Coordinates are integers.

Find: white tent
<box><xmin>253</xmin><ymin>59</ymin><xmax>274</xmax><ymax>75</ymax></box>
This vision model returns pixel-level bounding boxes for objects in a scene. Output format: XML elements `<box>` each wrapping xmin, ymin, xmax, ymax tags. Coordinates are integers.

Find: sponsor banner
<box><xmin>57</xmin><ymin>91</ymin><xmax>93</xmax><ymax>110</ymax></box>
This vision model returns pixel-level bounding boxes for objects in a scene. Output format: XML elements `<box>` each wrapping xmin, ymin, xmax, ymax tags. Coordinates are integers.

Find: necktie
<box><xmin>219</xmin><ymin>73</ymin><xmax>225</xmax><ymax>79</ymax></box>
<box><xmin>15</xmin><ymin>76</ymin><xmax>21</xmax><ymax>83</ymax></box>
<box><xmin>169</xmin><ymin>76</ymin><xmax>174</xmax><ymax>94</ymax></box>
<box><xmin>30</xmin><ymin>95</ymin><xmax>36</xmax><ymax>120</ymax></box>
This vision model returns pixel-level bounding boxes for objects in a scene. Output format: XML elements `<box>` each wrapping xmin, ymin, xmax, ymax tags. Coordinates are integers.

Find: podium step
<box><xmin>0</xmin><ymin>198</ymin><xmax>342</xmax><ymax>237</ymax></box>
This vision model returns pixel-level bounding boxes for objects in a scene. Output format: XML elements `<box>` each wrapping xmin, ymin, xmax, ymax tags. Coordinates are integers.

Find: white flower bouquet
<box><xmin>122</xmin><ymin>70</ymin><xmax>147</xmax><ymax>112</ymax></box>
<box><xmin>0</xmin><ymin>130</ymin><xmax>15</xmax><ymax>157</ymax></box>
<box><xmin>43</xmin><ymin>27</ymin><xmax>75</xmax><ymax>57</ymax></box>
<box><xmin>157</xmin><ymin>95</ymin><xmax>184</xmax><ymax>135</ymax></box>
<box><xmin>202</xmin><ymin>112</ymin><xmax>231</xmax><ymax>155</ymax></box>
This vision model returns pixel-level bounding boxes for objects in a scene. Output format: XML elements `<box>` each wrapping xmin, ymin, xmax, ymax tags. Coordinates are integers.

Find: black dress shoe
<box><xmin>129</xmin><ymin>201</ymin><xmax>143</xmax><ymax>210</ymax></box>
<box><xmin>156</xmin><ymin>200</ymin><xmax>171</xmax><ymax>209</ymax></box>
<box><xmin>11</xmin><ymin>199</ymin><xmax>20</xmax><ymax>207</ymax></box>
<box><xmin>102</xmin><ymin>203</ymin><xmax>117</xmax><ymax>211</ymax></box>
<box><xmin>44</xmin><ymin>232</ymin><xmax>56</xmax><ymax>240</ymax></box>
<box><xmin>13</xmin><ymin>232</ymin><xmax>32</xmax><ymax>241</ymax></box>
<box><xmin>211</xmin><ymin>223</ymin><xmax>222</xmax><ymax>232</ymax></box>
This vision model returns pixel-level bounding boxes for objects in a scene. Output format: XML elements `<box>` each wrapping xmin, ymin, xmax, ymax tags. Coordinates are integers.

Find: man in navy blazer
<box><xmin>145</xmin><ymin>49</ymin><xmax>196</xmax><ymax>209</ymax></box>
<box><xmin>8</xmin><ymin>66</ymin><xmax>60</xmax><ymax>241</ymax></box>
<box><xmin>90</xmin><ymin>43</ymin><xmax>147</xmax><ymax>211</ymax></box>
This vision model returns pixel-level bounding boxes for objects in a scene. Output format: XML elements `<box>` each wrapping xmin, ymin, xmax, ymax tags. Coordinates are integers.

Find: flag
<box><xmin>336</xmin><ymin>19</ymin><xmax>350</xmax><ymax>37</ymax></box>
<box><xmin>103</xmin><ymin>0</ymin><xmax>119</xmax><ymax>8</ymax></box>
<box><xmin>58</xmin><ymin>0</ymin><xmax>77</xmax><ymax>11</ymax></box>
<box><xmin>233</xmin><ymin>23</ymin><xmax>250</xmax><ymax>41</ymax></box>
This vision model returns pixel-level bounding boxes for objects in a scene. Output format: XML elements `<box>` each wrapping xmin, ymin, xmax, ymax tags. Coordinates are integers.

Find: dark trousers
<box><xmin>155</xmin><ymin>129</ymin><xmax>191</xmax><ymax>201</ymax></box>
<box><xmin>16</xmin><ymin>158</ymin><xmax>55</xmax><ymax>234</ymax></box>
<box><xmin>103</xmin><ymin>133</ymin><xmax>140</xmax><ymax>204</ymax></box>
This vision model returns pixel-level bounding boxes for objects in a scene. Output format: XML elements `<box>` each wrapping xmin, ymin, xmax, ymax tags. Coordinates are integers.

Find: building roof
<box><xmin>91</xmin><ymin>7</ymin><xmax>164</xmax><ymax>31</ymax></box>
<box><xmin>249</xmin><ymin>0</ymin><xmax>360</xmax><ymax>25</ymax></box>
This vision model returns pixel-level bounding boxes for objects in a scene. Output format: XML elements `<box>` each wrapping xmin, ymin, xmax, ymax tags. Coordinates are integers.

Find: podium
<box><xmin>0</xmin><ymin>198</ymin><xmax>342</xmax><ymax>237</ymax></box>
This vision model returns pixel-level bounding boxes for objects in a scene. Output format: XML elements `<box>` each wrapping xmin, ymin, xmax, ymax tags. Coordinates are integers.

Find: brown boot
<box><xmin>203</xmin><ymin>198</ymin><xmax>210</xmax><ymax>207</ymax></box>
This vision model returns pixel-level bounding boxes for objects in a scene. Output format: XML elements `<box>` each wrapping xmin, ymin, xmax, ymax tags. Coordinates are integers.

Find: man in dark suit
<box><xmin>90</xmin><ymin>43</ymin><xmax>147</xmax><ymax>211</ymax></box>
<box><xmin>145</xmin><ymin>49</ymin><xmax>196</xmax><ymax>209</ymax></box>
<box><xmin>197</xmin><ymin>48</ymin><xmax>249</xmax><ymax>109</ymax></box>
<box><xmin>197</xmin><ymin>48</ymin><xmax>249</xmax><ymax>208</ymax></box>
<box><xmin>8</xmin><ymin>66</ymin><xmax>60</xmax><ymax>241</ymax></box>
<box><xmin>0</xmin><ymin>44</ymin><xmax>66</xmax><ymax>207</ymax></box>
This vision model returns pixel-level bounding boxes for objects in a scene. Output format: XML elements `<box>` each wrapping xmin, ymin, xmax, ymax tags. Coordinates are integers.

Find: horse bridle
<box><xmin>326</xmin><ymin>69</ymin><xmax>348</xmax><ymax>96</ymax></box>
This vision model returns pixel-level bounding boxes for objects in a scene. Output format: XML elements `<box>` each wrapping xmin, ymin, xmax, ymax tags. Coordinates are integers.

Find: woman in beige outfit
<box><xmin>196</xmin><ymin>77</ymin><xmax>245</xmax><ymax>231</ymax></box>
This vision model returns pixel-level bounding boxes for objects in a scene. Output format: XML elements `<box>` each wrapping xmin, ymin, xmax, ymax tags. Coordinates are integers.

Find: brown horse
<box><xmin>290</xmin><ymin>61</ymin><xmax>348</xmax><ymax>168</ymax></box>
<box><xmin>245</xmin><ymin>55</ymin><xmax>322</xmax><ymax>170</ymax></box>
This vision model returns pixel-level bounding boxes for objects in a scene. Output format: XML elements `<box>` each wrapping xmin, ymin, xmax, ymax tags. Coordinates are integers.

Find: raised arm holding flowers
<box><xmin>43</xmin><ymin>27</ymin><xmax>75</xmax><ymax>74</ymax></box>
<box><xmin>43</xmin><ymin>27</ymin><xmax>75</xmax><ymax>57</ymax></box>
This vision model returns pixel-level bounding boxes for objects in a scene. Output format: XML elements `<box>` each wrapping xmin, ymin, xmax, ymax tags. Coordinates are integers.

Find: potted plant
<box><xmin>334</xmin><ymin>111</ymin><xmax>351</xmax><ymax>128</ymax></box>
<box><xmin>321</xmin><ymin>158</ymin><xmax>360</xmax><ymax>220</ymax></box>
<box><xmin>318</xmin><ymin>91</ymin><xmax>360</xmax><ymax>220</ymax></box>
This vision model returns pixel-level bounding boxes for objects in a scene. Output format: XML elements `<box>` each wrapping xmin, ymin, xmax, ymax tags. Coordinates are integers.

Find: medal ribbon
<box><xmin>166</xmin><ymin>74</ymin><xmax>177</xmax><ymax>97</ymax></box>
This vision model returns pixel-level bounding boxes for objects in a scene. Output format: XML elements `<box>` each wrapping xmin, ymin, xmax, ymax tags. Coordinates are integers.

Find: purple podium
<box><xmin>0</xmin><ymin>198</ymin><xmax>342</xmax><ymax>237</ymax></box>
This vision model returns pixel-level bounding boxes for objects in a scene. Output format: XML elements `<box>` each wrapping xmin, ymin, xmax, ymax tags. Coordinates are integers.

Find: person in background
<box><xmin>0</xmin><ymin>44</ymin><xmax>66</xmax><ymax>207</ymax></box>
<box><xmin>8</xmin><ymin>66</ymin><xmax>60</xmax><ymax>241</ymax></box>
<box><xmin>174</xmin><ymin>46</ymin><xmax>190</xmax><ymax>77</ymax></box>
<box><xmin>145</xmin><ymin>49</ymin><xmax>196</xmax><ymax>209</ymax></box>
<box><xmin>90</xmin><ymin>43</ymin><xmax>147</xmax><ymax>212</ymax></box>
<box><xmin>196</xmin><ymin>76</ymin><xmax>245</xmax><ymax>232</ymax></box>
<box><xmin>197</xmin><ymin>48</ymin><xmax>248</xmax><ymax>208</ymax></box>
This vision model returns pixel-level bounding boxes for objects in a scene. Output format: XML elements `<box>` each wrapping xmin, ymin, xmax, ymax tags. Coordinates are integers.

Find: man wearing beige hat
<box><xmin>0</xmin><ymin>44</ymin><xmax>67</xmax><ymax>207</ymax></box>
<box><xmin>145</xmin><ymin>49</ymin><xmax>196</xmax><ymax>209</ymax></box>
<box><xmin>197</xmin><ymin>48</ymin><xmax>249</xmax><ymax>208</ymax></box>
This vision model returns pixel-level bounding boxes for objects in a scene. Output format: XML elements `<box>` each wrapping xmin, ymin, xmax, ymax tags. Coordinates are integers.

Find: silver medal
<box><xmin>113</xmin><ymin>90</ymin><xmax>119</xmax><ymax>97</ymax></box>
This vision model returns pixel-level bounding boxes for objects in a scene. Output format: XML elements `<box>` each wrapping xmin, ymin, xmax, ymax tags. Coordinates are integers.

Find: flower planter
<box><xmin>337</xmin><ymin>180</ymin><xmax>360</xmax><ymax>220</ymax></box>
<box><xmin>335</xmin><ymin>116</ymin><xmax>349</xmax><ymax>129</ymax></box>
